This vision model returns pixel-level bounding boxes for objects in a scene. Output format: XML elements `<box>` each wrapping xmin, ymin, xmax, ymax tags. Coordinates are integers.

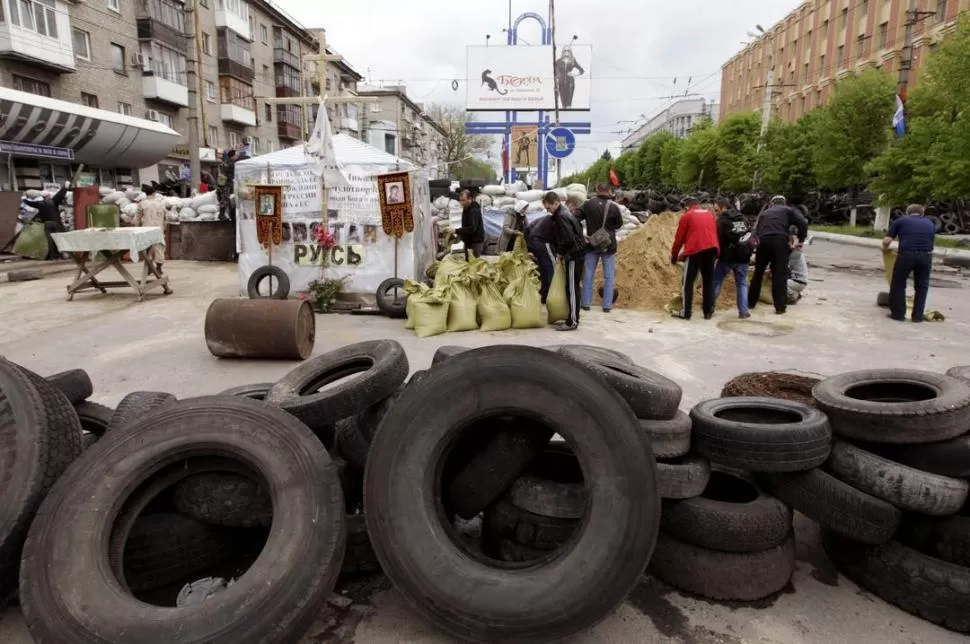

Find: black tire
<box><xmin>334</xmin><ymin>415</ymin><xmax>371</xmax><ymax>472</ymax></box>
<box><xmin>497</xmin><ymin>538</ymin><xmax>551</xmax><ymax>562</ymax></box>
<box><xmin>927</xmin><ymin>214</ymin><xmax>943</xmax><ymax>233</ymax></box>
<box><xmin>640</xmin><ymin>410</ymin><xmax>691</xmax><ymax>458</ymax></box>
<box><xmin>897</xmin><ymin>512</ymin><xmax>970</xmax><ymax>568</ymax></box>
<box><xmin>946</xmin><ymin>365</ymin><xmax>970</xmax><ymax>383</ymax></box>
<box><xmin>218</xmin><ymin>382</ymin><xmax>273</xmax><ymax>400</ymax></box>
<box><xmin>108</xmin><ymin>392</ymin><xmax>176</xmax><ymax>433</ymax></box>
<box><xmin>690</xmin><ymin>397</ymin><xmax>832</xmax><ymax>472</ymax></box>
<box><xmin>46</xmin><ymin>369</ymin><xmax>93</xmax><ymax>404</ymax></box>
<box><xmin>0</xmin><ymin>360</ymin><xmax>83</xmax><ymax>605</ymax></box>
<box><xmin>812</xmin><ymin>369</ymin><xmax>970</xmax><ymax>444</ymax></box>
<box><xmin>876</xmin><ymin>291</ymin><xmax>890</xmax><ymax>308</ymax></box>
<box><xmin>342</xmin><ymin>514</ymin><xmax>380</xmax><ymax>575</ymax></box>
<box><xmin>545</xmin><ymin>344</ymin><xmax>635</xmax><ymax>365</ymax></box>
<box><xmin>942</xmin><ymin>255</ymin><xmax>970</xmax><ymax>268</ymax></box>
<box><xmin>19</xmin><ymin>396</ymin><xmax>345</xmax><ymax>644</ymax></box>
<box><xmin>364</xmin><ymin>346</ymin><xmax>660</xmax><ymax>642</ymax></box>
<box><xmin>74</xmin><ymin>401</ymin><xmax>113</xmax><ymax>437</ymax></box>
<box><xmin>823</xmin><ymin>533</ymin><xmax>970</xmax><ymax>633</ymax></box>
<box><xmin>828</xmin><ymin>440</ymin><xmax>968</xmax><ymax>516</ymax></box>
<box><xmin>265</xmin><ymin>340</ymin><xmax>409</xmax><ymax>442</ymax></box>
<box><xmin>431</xmin><ymin>345</ymin><xmax>472</xmax><ymax>366</ymax></box>
<box><xmin>172</xmin><ymin>472</ymin><xmax>273</xmax><ymax>528</ymax></box>
<box><xmin>647</xmin><ymin>533</ymin><xmax>795</xmax><ymax>602</ymax></box>
<box><xmin>483</xmin><ymin>500</ymin><xmax>578</xmax><ymax>550</ymax></box>
<box><xmin>557</xmin><ymin>346</ymin><xmax>682</xmax><ymax>420</ymax></box>
<box><xmin>858</xmin><ymin>434</ymin><xmax>970</xmax><ymax>478</ymax></box>
<box><xmin>376</xmin><ymin>277</ymin><xmax>407</xmax><ymax>319</ymax></box>
<box><xmin>509</xmin><ymin>447</ymin><xmax>587</xmax><ymax>520</ymax></box>
<box><xmin>661</xmin><ymin>469</ymin><xmax>792</xmax><ymax>552</ymax></box>
<box><xmin>656</xmin><ymin>455</ymin><xmax>711</xmax><ymax>500</ymax></box>
<box><xmin>446</xmin><ymin>418</ymin><xmax>554</xmax><ymax>519</ymax></box>
<box><xmin>357</xmin><ymin>387</ymin><xmax>403</xmax><ymax>442</ymax></box>
<box><xmin>122</xmin><ymin>513</ymin><xmax>235</xmax><ymax>592</ymax></box>
<box><xmin>758</xmin><ymin>469</ymin><xmax>901</xmax><ymax>545</ymax></box>
<box><xmin>246</xmin><ymin>265</ymin><xmax>290</xmax><ymax>299</ymax></box>
<box><xmin>81</xmin><ymin>432</ymin><xmax>99</xmax><ymax>450</ymax></box>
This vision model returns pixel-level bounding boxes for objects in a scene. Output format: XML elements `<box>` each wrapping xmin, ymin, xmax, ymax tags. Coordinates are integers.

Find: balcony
<box><xmin>273</xmin><ymin>47</ymin><xmax>300</xmax><ymax>69</ymax></box>
<box><xmin>215</xmin><ymin>8</ymin><xmax>251</xmax><ymax>41</ymax></box>
<box><xmin>218</xmin><ymin>57</ymin><xmax>255</xmax><ymax>82</ymax></box>
<box><xmin>0</xmin><ymin>7</ymin><xmax>76</xmax><ymax>73</ymax></box>
<box><xmin>276</xmin><ymin>85</ymin><xmax>300</xmax><ymax>98</ymax></box>
<box><xmin>136</xmin><ymin>19</ymin><xmax>185</xmax><ymax>53</ymax></box>
<box><xmin>221</xmin><ymin>103</ymin><xmax>256</xmax><ymax>126</ymax></box>
<box><xmin>278</xmin><ymin>122</ymin><xmax>301</xmax><ymax>140</ymax></box>
<box><xmin>142</xmin><ymin>73</ymin><xmax>189</xmax><ymax>107</ymax></box>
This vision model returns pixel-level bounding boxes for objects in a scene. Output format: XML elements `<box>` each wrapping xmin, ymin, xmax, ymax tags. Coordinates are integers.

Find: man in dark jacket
<box><xmin>526</xmin><ymin>211</ymin><xmax>556</xmax><ymax>303</ymax></box>
<box><xmin>748</xmin><ymin>195</ymin><xmax>808</xmax><ymax>314</ymax></box>
<box><xmin>713</xmin><ymin>197</ymin><xmax>753</xmax><ymax>319</ymax></box>
<box><xmin>455</xmin><ymin>190</ymin><xmax>485</xmax><ymax>258</ymax></box>
<box><xmin>670</xmin><ymin>198</ymin><xmax>720</xmax><ymax>320</ymax></box>
<box><xmin>542</xmin><ymin>191</ymin><xmax>586</xmax><ymax>331</ymax></box>
<box><xmin>883</xmin><ymin>203</ymin><xmax>935</xmax><ymax>322</ymax></box>
<box><xmin>27</xmin><ymin>182</ymin><xmax>70</xmax><ymax>260</ymax></box>
<box><xmin>576</xmin><ymin>183</ymin><xmax>623</xmax><ymax>312</ymax></box>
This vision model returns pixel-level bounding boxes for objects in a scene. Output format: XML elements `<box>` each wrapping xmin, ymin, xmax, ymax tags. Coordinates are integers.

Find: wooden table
<box><xmin>51</xmin><ymin>227</ymin><xmax>173</xmax><ymax>301</ymax></box>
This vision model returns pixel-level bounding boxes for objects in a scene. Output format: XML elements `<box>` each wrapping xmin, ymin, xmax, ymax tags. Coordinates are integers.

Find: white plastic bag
<box><xmin>190</xmin><ymin>191</ymin><xmax>218</xmax><ymax>210</ymax></box>
<box><xmin>516</xmin><ymin>189</ymin><xmax>545</xmax><ymax>202</ymax></box>
<box><xmin>196</xmin><ymin>204</ymin><xmax>220</xmax><ymax>214</ymax></box>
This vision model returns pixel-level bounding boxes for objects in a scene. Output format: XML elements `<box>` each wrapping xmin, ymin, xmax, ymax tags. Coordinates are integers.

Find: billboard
<box><xmin>510</xmin><ymin>125</ymin><xmax>539</xmax><ymax>168</ymax></box>
<box><xmin>466</xmin><ymin>45</ymin><xmax>592</xmax><ymax>111</ymax></box>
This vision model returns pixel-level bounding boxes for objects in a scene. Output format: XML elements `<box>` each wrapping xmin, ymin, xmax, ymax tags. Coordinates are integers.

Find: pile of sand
<box><xmin>592</xmin><ymin>211</ymin><xmax>738</xmax><ymax>311</ymax></box>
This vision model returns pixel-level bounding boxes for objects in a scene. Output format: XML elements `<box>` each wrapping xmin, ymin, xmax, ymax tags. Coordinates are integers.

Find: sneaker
<box><xmin>555</xmin><ymin>322</ymin><xmax>578</xmax><ymax>332</ymax></box>
<box><xmin>739</xmin><ymin>312</ymin><xmax>751</xmax><ymax>319</ymax></box>
<box><xmin>581</xmin><ymin>306</ymin><xmax>591</xmax><ymax>312</ymax></box>
<box><xmin>887</xmin><ymin>313</ymin><xmax>905</xmax><ymax>321</ymax></box>
<box><xmin>703</xmin><ymin>312</ymin><xmax>713</xmax><ymax>320</ymax></box>
<box><xmin>774</xmin><ymin>310</ymin><xmax>786</xmax><ymax>315</ymax></box>
<box><xmin>602</xmin><ymin>308</ymin><xmax>612</xmax><ymax>313</ymax></box>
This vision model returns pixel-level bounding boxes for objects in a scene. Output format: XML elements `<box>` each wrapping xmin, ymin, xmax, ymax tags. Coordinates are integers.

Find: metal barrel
<box><xmin>204</xmin><ymin>299</ymin><xmax>316</xmax><ymax>360</ymax></box>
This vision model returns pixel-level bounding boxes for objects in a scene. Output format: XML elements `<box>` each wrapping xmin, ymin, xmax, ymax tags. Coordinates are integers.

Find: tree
<box><xmin>676</xmin><ymin>122</ymin><xmax>719</xmax><ymax>191</ymax></box>
<box><xmin>658</xmin><ymin>137</ymin><xmax>684</xmax><ymax>190</ymax></box>
<box><xmin>758</xmin><ymin>113</ymin><xmax>819</xmax><ymax>198</ymax></box>
<box><xmin>424</xmin><ymin>104</ymin><xmax>489</xmax><ymax>179</ymax></box>
<box><xmin>811</xmin><ymin>70</ymin><xmax>896</xmax><ymax>190</ymax></box>
<box><xmin>600</xmin><ymin>149</ymin><xmax>613</xmax><ymax>161</ymax></box>
<box><xmin>636</xmin><ymin>131</ymin><xmax>676</xmax><ymax>188</ymax></box>
<box><xmin>715</xmin><ymin>112</ymin><xmax>762</xmax><ymax>193</ymax></box>
<box><xmin>456</xmin><ymin>157</ymin><xmax>498</xmax><ymax>181</ymax></box>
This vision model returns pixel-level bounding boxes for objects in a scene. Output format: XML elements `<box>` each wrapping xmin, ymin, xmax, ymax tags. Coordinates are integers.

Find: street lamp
<box><xmin>486</xmin><ymin>34</ymin><xmax>491</xmax><ymax>46</ymax></box>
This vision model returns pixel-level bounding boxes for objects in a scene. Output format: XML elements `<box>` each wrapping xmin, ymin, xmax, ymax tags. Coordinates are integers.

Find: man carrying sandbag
<box><xmin>456</xmin><ymin>190</ymin><xmax>485</xmax><ymax>258</ymax></box>
<box><xmin>542</xmin><ymin>192</ymin><xmax>586</xmax><ymax>331</ymax></box>
<box><xmin>498</xmin><ymin>200</ymin><xmax>530</xmax><ymax>253</ymax></box>
<box><xmin>526</xmin><ymin>211</ymin><xmax>556</xmax><ymax>304</ymax></box>
<box><xmin>882</xmin><ymin>203</ymin><xmax>934</xmax><ymax>323</ymax></box>
<box><xmin>748</xmin><ymin>195</ymin><xmax>808</xmax><ymax>315</ymax></box>
<box><xmin>577</xmin><ymin>183</ymin><xmax>623</xmax><ymax>313</ymax></box>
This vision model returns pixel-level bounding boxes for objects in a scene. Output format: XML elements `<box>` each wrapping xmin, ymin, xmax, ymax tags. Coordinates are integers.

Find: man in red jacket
<box><xmin>670</xmin><ymin>198</ymin><xmax>720</xmax><ymax>320</ymax></box>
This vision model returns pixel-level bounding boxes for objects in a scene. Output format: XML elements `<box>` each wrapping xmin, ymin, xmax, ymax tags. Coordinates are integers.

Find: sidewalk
<box><xmin>808</xmin><ymin>231</ymin><xmax>970</xmax><ymax>262</ymax></box>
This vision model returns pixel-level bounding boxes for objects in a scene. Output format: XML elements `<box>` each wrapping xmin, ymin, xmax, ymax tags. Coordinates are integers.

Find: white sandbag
<box><xmin>190</xmin><ymin>191</ymin><xmax>218</xmax><ymax>209</ymax></box>
<box><xmin>115</xmin><ymin>197</ymin><xmax>131</xmax><ymax>209</ymax></box>
<box><xmin>64</xmin><ymin>193</ymin><xmax>74</xmax><ymax>206</ymax></box>
<box><xmin>622</xmin><ymin>213</ymin><xmax>639</xmax><ymax>225</ymax></box>
<box><xmin>178</xmin><ymin>207</ymin><xmax>197</xmax><ymax>220</ymax></box>
<box><xmin>476</xmin><ymin>195</ymin><xmax>492</xmax><ymax>207</ymax></box>
<box><xmin>482</xmin><ymin>185</ymin><xmax>506</xmax><ymax>196</ymax></box>
<box><xmin>492</xmin><ymin>196</ymin><xmax>515</xmax><ymax>207</ymax></box>
<box><xmin>566</xmin><ymin>189</ymin><xmax>587</xmax><ymax>203</ymax></box>
<box><xmin>514</xmin><ymin>199</ymin><xmax>529</xmax><ymax>213</ymax></box>
<box><xmin>120</xmin><ymin>212</ymin><xmax>133</xmax><ymax>225</ymax></box>
<box><xmin>197</xmin><ymin>213</ymin><xmax>218</xmax><ymax>221</ymax></box>
<box><xmin>526</xmin><ymin>202</ymin><xmax>545</xmax><ymax>214</ymax></box>
<box><xmin>516</xmin><ymin>189</ymin><xmax>545</xmax><ymax>202</ymax></box>
<box><xmin>180</xmin><ymin>197</ymin><xmax>193</xmax><ymax>208</ymax></box>
<box><xmin>165</xmin><ymin>211</ymin><xmax>179</xmax><ymax>222</ymax></box>
<box><xmin>618</xmin><ymin>205</ymin><xmax>632</xmax><ymax>218</ymax></box>
<box><xmin>132</xmin><ymin>192</ymin><xmax>146</xmax><ymax>202</ymax></box>
<box><xmin>448</xmin><ymin>199</ymin><xmax>461</xmax><ymax>209</ymax></box>
<box><xmin>162</xmin><ymin>196</ymin><xmax>182</xmax><ymax>209</ymax></box>
<box><xmin>24</xmin><ymin>189</ymin><xmax>43</xmax><ymax>199</ymax></box>
<box><xmin>98</xmin><ymin>186</ymin><xmax>114</xmax><ymax>196</ymax></box>
<box><xmin>122</xmin><ymin>203</ymin><xmax>140</xmax><ymax>217</ymax></box>
<box><xmin>101</xmin><ymin>191</ymin><xmax>122</xmax><ymax>204</ymax></box>
<box><xmin>566</xmin><ymin>183</ymin><xmax>586</xmax><ymax>192</ymax></box>
<box><xmin>505</xmin><ymin>180</ymin><xmax>526</xmax><ymax>196</ymax></box>
<box><xmin>124</xmin><ymin>188</ymin><xmax>139</xmax><ymax>199</ymax></box>
<box><xmin>196</xmin><ymin>204</ymin><xmax>219</xmax><ymax>214</ymax></box>
<box><xmin>433</xmin><ymin>196</ymin><xmax>450</xmax><ymax>209</ymax></box>
<box><xmin>620</xmin><ymin>222</ymin><xmax>637</xmax><ymax>231</ymax></box>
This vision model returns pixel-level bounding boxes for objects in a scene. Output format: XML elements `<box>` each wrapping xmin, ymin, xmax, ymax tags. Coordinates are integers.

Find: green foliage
<box><xmin>715</xmin><ymin>112</ymin><xmax>762</xmax><ymax>193</ymax></box>
<box><xmin>676</xmin><ymin>121</ymin><xmax>719</xmax><ymax>191</ymax></box>
<box><xmin>757</xmin><ymin>112</ymin><xmax>820</xmax><ymax>198</ymax></box>
<box><xmin>600</xmin><ymin>149</ymin><xmax>613</xmax><ymax>161</ymax></box>
<box><xmin>456</xmin><ymin>157</ymin><xmax>497</xmax><ymax>181</ymax></box>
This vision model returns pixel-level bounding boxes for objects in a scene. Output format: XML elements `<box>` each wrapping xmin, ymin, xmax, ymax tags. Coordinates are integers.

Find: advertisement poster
<box><xmin>466</xmin><ymin>45</ymin><xmax>592</xmax><ymax>111</ymax></box>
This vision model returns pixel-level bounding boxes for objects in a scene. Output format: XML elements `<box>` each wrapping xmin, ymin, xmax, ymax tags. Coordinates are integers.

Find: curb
<box><xmin>808</xmin><ymin>232</ymin><xmax>970</xmax><ymax>261</ymax></box>
<box><xmin>0</xmin><ymin>260</ymin><xmax>75</xmax><ymax>283</ymax></box>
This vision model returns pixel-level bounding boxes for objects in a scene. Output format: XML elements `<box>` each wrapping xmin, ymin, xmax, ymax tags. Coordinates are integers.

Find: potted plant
<box><xmin>301</xmin><ymin>228</ymin><xmax>346</xmax><ymax>313</ymax></box>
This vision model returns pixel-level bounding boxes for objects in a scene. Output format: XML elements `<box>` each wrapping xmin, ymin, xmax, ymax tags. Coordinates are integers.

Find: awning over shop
<box><xmin>0</xmin><ymin>87</ymin><xmax>181</xmax><ymax>169</ymax></box>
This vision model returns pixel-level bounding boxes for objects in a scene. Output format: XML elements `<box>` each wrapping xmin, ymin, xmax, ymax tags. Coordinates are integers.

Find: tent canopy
<box><xmin>235</xmin><ymin>133</ymin><xmax>416</xmax><ymax>170</ymax></box>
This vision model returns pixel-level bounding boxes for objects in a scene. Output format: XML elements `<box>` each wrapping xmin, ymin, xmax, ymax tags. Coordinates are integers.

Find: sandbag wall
<box><xmin>3</xmin><ymin>349</ymin><xmax>970</xmax><ymax>642</ymax></box>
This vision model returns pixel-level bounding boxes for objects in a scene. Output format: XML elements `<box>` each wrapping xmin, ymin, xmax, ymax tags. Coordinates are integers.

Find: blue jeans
<box><xmin>582</xmin><ymin>251</ymin><xmax>616</xmax><ymax>309</ymax></box>
<box><xmin>713</xmin><ymin>261</ymin><xmax>750</xmax><ymax>316</ymax></box>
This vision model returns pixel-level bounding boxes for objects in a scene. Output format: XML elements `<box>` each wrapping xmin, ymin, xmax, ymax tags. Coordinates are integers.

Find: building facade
<box><xmin>0</xmin><ymin>0</ymin><xmax>372</xmax><ymax>190</ymax></box>
<box><xmin>356</xmin><ymin>84</ymin><xmax>448</xmax><ymax>178</ymax></box>
<box><xmin>719</xmin><ymin>0</ymin><xmax>969</xmax><ymax>124</ymax></box>
<box><xmin>621</xmin><ymin>98</ymin><xmax>720</xmax><ymax>152</ymax></box>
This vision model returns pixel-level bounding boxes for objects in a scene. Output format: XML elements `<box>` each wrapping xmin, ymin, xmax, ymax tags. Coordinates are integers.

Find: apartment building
<box><xmin>719</xmin><ymin>0</ymin><xmax>969</xmax><ymax>124</ymax></box>
<box><xmin>356</xmin><ymin>84</ymin><xmax>448</xmax><ymax>178</ymax></box>
<box><xmin>0</xmin><ymin>0</ymin><xmax>367</xmax><ymax>189</ymax></box>
<box><xmin>621</xmin><ymin>98</ymin><xmax>720</xmax><ymax>152</ymax></box>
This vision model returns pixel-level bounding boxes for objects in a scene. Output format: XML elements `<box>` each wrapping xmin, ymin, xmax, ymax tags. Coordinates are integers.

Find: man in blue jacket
<box><xmin>883</xmin><ymin>203</ymin><xmax>935</xmax><ymax>323</ymax></box>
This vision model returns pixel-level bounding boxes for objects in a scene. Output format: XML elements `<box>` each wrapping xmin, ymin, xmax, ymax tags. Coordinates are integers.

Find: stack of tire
<box><xmin>760</xmin><ymin>368</ymin><xmax>970</xmax><ymax>634</ymax></box>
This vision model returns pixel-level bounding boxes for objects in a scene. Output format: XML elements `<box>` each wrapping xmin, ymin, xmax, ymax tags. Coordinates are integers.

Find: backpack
<box><xmin>723</xmin><ymin>216</ymin><xmax>756</xmax><ymax>259</ymax></box>
<box><xmin>555</xmin><ymin>209</ymin><xmax>588</xmax><ymax>259</ymax></box>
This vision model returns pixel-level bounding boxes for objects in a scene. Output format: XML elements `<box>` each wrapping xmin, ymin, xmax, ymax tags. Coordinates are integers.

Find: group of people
<box><xmin>671</xmin><ymin>195</ymin><xmax>809</xmax><ymax>320</ymax></box>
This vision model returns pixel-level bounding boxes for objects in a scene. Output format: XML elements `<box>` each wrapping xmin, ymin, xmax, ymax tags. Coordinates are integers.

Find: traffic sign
<box><xmin>545</xmin><ymin>127</ymin><xmax>576</xmax><ymax>159</ymax></box>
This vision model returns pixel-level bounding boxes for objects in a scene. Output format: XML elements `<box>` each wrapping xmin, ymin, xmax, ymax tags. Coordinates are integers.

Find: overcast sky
<box><xmin>277</xmin><ymin>0</ymin><xmax>797</xmax><ymax>175</ymax></box>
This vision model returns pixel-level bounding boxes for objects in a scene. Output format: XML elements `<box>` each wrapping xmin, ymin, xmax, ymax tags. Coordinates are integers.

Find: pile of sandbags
<box><xmin>615</xmin><ymin>203</ymin><xmax>644</xmax><ymax>243</ymax></box>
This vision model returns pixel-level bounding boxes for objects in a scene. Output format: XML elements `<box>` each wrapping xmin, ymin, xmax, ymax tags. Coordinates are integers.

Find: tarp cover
<box><xmin>234</xmin><ymin>134</ymin><xmax>435</xmax><ymax>296</ymax></box>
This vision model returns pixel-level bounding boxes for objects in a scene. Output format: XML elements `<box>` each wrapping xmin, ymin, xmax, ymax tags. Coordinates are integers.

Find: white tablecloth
<box><xmin>51</xmin><ymin>227</ymin><xmax>165</xmax><ymax>260</ymax></box>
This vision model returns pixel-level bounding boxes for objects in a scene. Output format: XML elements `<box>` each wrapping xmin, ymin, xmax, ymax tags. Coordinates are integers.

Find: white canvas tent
<box><xmin>234</xmin><ymin>134</ymin><xmax>435</xmax><ymax>297</ymax></box>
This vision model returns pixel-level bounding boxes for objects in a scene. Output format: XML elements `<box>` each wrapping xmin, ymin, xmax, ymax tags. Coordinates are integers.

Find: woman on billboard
<box><xmin>554</xmin><ymin>47</ymin><xmax>585</xmax><ymax>110</ymax></box>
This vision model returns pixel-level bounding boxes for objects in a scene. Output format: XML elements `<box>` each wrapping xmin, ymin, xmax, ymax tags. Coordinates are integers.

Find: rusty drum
<box><xmin>204</xmin><ymin>299</ymin><xmax>315</xmax><ymax>360</ymax></box>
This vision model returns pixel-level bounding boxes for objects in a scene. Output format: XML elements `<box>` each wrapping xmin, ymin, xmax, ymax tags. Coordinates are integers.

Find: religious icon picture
<box><xmin>258</xmin><ymin>193</ymin><xmax>276</xmax><ymax>216</ymax></box>
<box><xmin>385</xmin><ymin>181</ymin><xmax>405</xmax><ymax>205</ymax></box>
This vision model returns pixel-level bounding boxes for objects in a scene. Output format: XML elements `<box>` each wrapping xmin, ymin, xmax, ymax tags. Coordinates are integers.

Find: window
<box><xmin>110</xmin><ymin>43</ymin><xmax>126</xmax><ymax>73</ymax></box>
<box><xmin>143</xmin><ymin>0</ymin><xmax>184</xmax><ymax>32</ymax></box>
<box><xmin>118</xmin><ymin>102</ymin><xmax>132</xmax><ymax>115</ymax></box>
<box><xmin>9</xmin><ymin>0</ymin><xmax>59</xmax><ymax>38</ymax></box>
<box><xmin>217</xmin><ymin>0</ymin><xmax>249</xmax><ymax>21</ymax></box>
<box><xmin>142</xmin><ymin>41</ymin><xmax>186</xmax><ymax>84</ymax></box>
<box><xmin>266</xmin><ymin>140</ymin><xmax>274</xmax><ymax>153</ymax></box>
<box><xmin>106</xmin><ymin>0</ymin><xmax>119</xmax><ymax>11</ymax></box>
<box><xmin>208</xmin><ymin>125</ymin><xmax>219</xmax><ymax>146</ymax></box>
<box><xmin>819</xmin><ymin>53</ymin><xmax>825</xmax><ymax>75</ymax></box>
<box><xmin>857</xmin><ymin>35</ymin><xmax>867</xmax><ymax>59</ymax></box>
<box><xmin>250</xmin><ymin>137</ymin><xmax>259</xmax><ymax>154</ymax></box>
<box><xmin>12</xmin><ymin>74</ymin><xmax>51</xmax><ymax>97</ymax></box>
<box><xmin>219</xmin><ymin>76</ymin><xmax>254</xmax><ymax>110</ymax></box>
<box><xmin>816</xmin><ymin>90</ymin><xmax>822</xmax><ymax>106</ymax></box>
<box><xmin>260</xmin><ymin>24</ymin><xmax>267</xmax><ymax>43</ymax></box>
<box><xmin>154</xmin><ymin>111</ymin><xmax>175</xmax><ymax>129</ymax></box>
<box><xmin>800</xmin><ymin>96</ymin><xmax>806</xmax><ymax>114</ymax></box>
<box><xmin>202</xmin><ymin>32</ymin><xmax>212</xmax><ymax>55</ymax></box>
<box><xmin>72</xmin><ymin>28</ymin><xmax>91</xmax><ymax>60</ymax></box>
<box><xmin>837</xmin><ymin>45</ymin><xmax>845</xmax><ymax>68</ymax></box>
<box><xmin>370</xmin><ymin>102</ymin><xmax>381</xmax><ymax>113</ymax></box>
<box><xmin>228</xmin><ymin>130</ymin><xmax>242</xmax><ymax>147</ymax></box>
<box><xmin>879</xmin><ymin>22</ymin><xmax>889</xmax><ymax>49</ymax></box>
<box><xmin>205</xmin><ymin>80</ymin><xmax>217</xmax><ymax>101</ymax></box>
<box><xmin>274</xmin><ymin>65</ymin><xmax>300</xmax><ymax>92</ymax></box>
<box><xmin>248</xmin><ymin>15</ymin><xmax>254</xmax><ymax>35</ymax></box>
<box><xmin>81</xmin><ymin>92</ymin><xmax>98</xmax><ymax>108</ymax></box>
<box><xmin>325</xmin><ymin>77</ymin><xmax>331</xmax><ymax>91</ymax></box>
<box><xmin>860</xmin><ymin>0</ymin><xmax>869</xmax><ymax>19</ymax></box>
<box><xmin>936</xmin><ymin>0</ymin><xmax>947</xmax><ymax>22</ymax></box>
<box><xmin>384</xmin><ymin>133</ymin><xmax>396</xmax><ymax>155</ymax></box>
<box><xmin>217</xmin><ymin>28</ymin><xmax>253</xmax><ymax>68</ymax></box>
<box><xmin>840</xmin><ymin>7</ymin><xmax>848</xmax><ymax>29</ymax></box>
<box><xmin>264</xmin><ymin>102</ymin><xmax>272</xmax><ymax>121</ymax></box>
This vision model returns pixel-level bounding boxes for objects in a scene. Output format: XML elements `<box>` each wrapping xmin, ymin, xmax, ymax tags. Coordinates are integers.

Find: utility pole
<box><xmin>898</xmin><ymin>0</ymin><xmax>937</xmax><ymax>99</ymax></box>
<box><xmin>549</xmin><ymin>0</ymin><xmax>561</xmax><ymax>188</ymax></box>
<box><xmin>752</xmin><ymin>67</ymin><xmax>774</xmax><ymax>191</ymax></box>
<box><xmin>184</xmin><ymin>0</ymin><xmax>201</xmax><ymax>192</ymax></box>
<box><xmin>191</xmin><ymin>0</ymin><xmax>210</xmax><ymax>148</ymax></box>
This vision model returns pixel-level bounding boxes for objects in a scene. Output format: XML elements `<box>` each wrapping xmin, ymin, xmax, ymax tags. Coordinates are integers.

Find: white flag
<box><xmin>304</xmin><ymin>101</ymin><xmax>348</xmax><ymax>187</ymax></box>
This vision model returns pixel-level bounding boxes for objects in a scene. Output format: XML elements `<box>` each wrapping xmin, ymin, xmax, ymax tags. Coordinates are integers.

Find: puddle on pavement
<box><xmin>716</xmin><ymin>319</ymin><xmax>794</xmax><ymax>337</ymax></box>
